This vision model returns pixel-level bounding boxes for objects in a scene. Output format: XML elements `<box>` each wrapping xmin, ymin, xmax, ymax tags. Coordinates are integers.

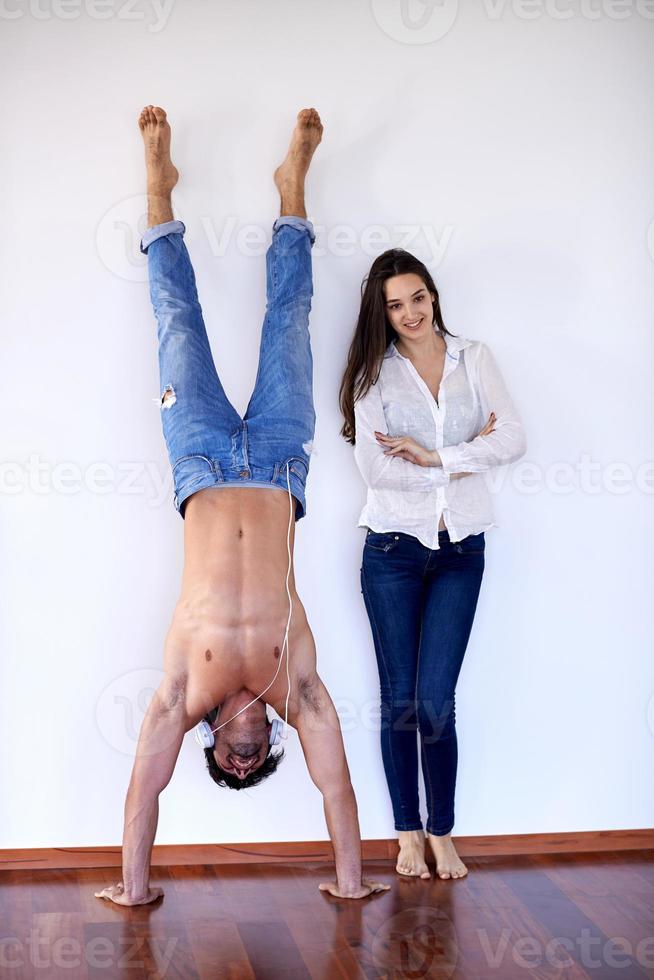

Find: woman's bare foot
<box><xmin>396</xmin><ymin>830</ymin><xmax>431</xmax><ymax>879</ymax></box>
<box><xmin>138</xmin><ymin>105</ymin><xmax>179</xmax><ymax>226</ymax></box>
<box><xmin>427</xmin><ymin>832</ymin><xmax>468</xmax><ymax>880</ymax></box>
<box><xmin>274</xmin><ymin>108</ymin><xmax>323</xmax><ymax>218</ymax></box>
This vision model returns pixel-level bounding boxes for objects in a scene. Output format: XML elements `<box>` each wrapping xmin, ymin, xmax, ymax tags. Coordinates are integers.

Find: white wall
<box><xmin>1</xmin><ymin>0</ymin><xmax>653</xmax><ymax>848</ymax></box>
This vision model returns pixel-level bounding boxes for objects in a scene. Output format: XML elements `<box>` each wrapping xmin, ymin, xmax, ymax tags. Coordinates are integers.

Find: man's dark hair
<box><xmin>202</xmin><ymin>710</ymin><xmax>284</xmax><ymax>790</ymax></box>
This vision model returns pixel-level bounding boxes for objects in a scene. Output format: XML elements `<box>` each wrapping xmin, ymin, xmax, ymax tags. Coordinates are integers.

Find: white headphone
<box><xmin>194</xmin><ymin>714</ymin><xmax>284</xmax><ymax>749</ymax></box>
<box><xmin>193</xmin><ymin>461</ymin><xmax>295</xmax><ymax>751</ymax></box>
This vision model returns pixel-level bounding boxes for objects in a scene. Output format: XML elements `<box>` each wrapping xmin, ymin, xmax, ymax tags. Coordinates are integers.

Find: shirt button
<box><xmin>239</xmin><ymin>470</ymin><xmax>249</xmax><ymax>478</ymax></box>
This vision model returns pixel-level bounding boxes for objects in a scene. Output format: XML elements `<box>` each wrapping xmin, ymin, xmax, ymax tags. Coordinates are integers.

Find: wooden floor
<box><xmin>1</xmin><ymin>850</ymin><xmax>653</xmax><ymax>979</ymax></box>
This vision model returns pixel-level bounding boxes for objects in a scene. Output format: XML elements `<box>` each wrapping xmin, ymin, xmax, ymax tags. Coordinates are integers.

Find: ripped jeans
<box><xmin>361</xmin><ymin>528</ymin><xmax>485</xmax><ymax>836</ymax></box>
<box><xmin>140</xmin><ymin>216</ymin><xmax>316</xmax><ymax>519</ymax></box>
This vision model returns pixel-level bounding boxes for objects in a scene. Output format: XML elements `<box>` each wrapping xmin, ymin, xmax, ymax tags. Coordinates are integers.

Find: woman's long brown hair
<box><xmin>338</xmin><ymin>249</ymin><xmax>454</xmax><ymax>444</ymax></box>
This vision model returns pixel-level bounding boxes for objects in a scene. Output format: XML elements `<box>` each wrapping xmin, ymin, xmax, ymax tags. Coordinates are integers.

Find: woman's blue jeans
<box><xmin>361</xmin><ymin>528</ymin><xmax>485</xmax><ymax>836</ymax></box>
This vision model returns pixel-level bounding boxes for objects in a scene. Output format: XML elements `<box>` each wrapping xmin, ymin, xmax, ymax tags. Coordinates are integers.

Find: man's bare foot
<box><xmin>427</xmin><ymin>832</ymin><xmax>468</xmax><ymax>880</ymax></box>
<box><xmin>138</xmin><ymin>105</ymin><xmax>179</xmax><ymax>226</ymax></box>
<box><xmin>274</xmin><ymin>108</ymin><xmax>323</xmax><ymax>218</ymax></box>
<box><xmin>396</xmin><ymin>830</ymin><xmax>431</xmax><ymax>879</ymax></box>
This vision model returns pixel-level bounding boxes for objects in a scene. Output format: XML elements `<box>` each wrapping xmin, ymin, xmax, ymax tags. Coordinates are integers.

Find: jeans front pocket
<box><xmin>454</xmin><ymin>532</ymin><xmax>485</xmax><ymax>555</ymax></box>
<box><xmin>172</xmin><ymin>455</ymin><xmax>222</xmax><ymax>496</ymax></box>
<box><xmin>364</xmin><ymin>529</ymin><xmax>402</xmax><ymax>553</ymax></box>
<box><xmin>275</xmin><ymin>455</ymin><xmax>309</xmax><ymax>484</ymax></box>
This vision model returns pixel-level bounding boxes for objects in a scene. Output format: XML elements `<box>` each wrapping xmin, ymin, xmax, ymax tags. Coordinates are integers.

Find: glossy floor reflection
<box><xmin>1</xmin><ymin>850</ymin><xmax>653</xmax><ymax>978</ymax></box>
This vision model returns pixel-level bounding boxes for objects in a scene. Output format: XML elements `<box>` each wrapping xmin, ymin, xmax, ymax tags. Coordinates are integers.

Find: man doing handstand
<box><xmin>95</xmin><ymin>106</ymin><xmax>388</xmax><ymax>904</ymax></box>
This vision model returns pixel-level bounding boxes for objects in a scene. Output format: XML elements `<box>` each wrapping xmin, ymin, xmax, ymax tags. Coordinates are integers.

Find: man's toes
<box><xmin>152</xmin><ymin>106</ymin><xmax>167</xmax><ymax>123</ymax></box>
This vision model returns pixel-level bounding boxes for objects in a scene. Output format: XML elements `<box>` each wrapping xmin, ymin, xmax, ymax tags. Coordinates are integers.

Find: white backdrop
<box><xmin>1</xmin><ymin>0</ymin><xmax>653</xmax><ymax>848</ymax></box>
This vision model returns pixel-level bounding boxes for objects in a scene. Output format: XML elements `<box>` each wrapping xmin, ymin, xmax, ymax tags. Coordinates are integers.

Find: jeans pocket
<box><xmin>454</xmin><ymin>532</ymin><xmax>485</xmax><ymax>555</ymax></box>
<box><xmin>364</xmin><ymin>529</ymin><xmax>401</xmax><ymax>553</ymax></box>
<box><xmin>277</xmin><ymin>455</ymin><xmax>309</xmax><ymax>483</ymax></box>
<box><xmin>172</xmin><ymin>455</ymin><xmax>221</xmax><ymax>495</ymax></box>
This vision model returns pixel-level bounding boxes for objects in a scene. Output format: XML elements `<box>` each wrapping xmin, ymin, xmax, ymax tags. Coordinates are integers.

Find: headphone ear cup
<box><xmin>269</xmin><ymin>718</ymin><xmax>283</xmax><ymax>746</ymax></box>
<box><xmin>194</xmin><ymin>720</ymin><xmax>215</xmax><ymax>749</ymax></box>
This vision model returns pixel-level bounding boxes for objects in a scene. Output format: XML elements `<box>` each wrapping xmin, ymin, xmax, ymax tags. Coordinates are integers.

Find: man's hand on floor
<box><xmin>94</xmin><ymin>882</ymin><xmax>163</xmax><ymax>906</ymax></box>
<box><xmin>318</xmin><ymin>879</ymin><xmax>390</xmax><ymax>899</ymax></box>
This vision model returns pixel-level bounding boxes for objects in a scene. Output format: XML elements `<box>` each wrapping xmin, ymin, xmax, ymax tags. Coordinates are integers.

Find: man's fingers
<box><xmin>363</xmin><ymin>879</ymin><xmax>391</xmax><ymax>894</ymax></box>
<box><xmin>94</xmin><ymin>883</ymin><xmax>123</xmax><ymax>900</ymax></box>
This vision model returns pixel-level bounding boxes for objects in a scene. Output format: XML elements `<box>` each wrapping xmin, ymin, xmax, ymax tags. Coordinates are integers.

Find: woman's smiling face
<box><xmin>383</xmin><ymin>273</ymin><xmax>435</xmax><ymax>344</ymax></box>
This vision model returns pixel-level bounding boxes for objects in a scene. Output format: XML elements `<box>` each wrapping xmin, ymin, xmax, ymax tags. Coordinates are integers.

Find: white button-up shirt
<box><xmin>353</xmin><ymin>329</ymin><xmax>527</xmax><ymax>549</ymax></box>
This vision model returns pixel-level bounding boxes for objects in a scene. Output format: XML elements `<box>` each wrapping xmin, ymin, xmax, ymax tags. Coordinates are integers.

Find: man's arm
<box><xmin>294</xmin><ymin>673</ymin><xmax>390</xmax><ymax>899</ymax></box>
<box><xmin>95</xmin><ymin>674</ymin><xmax>189</xmax><ymax>906</ymax></box>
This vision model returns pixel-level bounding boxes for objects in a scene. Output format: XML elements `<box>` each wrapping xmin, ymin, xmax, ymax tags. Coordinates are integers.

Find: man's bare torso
<box><xmin>164</xmin><ymin>486</ymin><xmax>315</xmax><ymax>725</ymax></box>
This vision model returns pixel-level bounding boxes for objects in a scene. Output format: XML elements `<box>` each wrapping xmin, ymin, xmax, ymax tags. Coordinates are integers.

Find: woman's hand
<box><xmin>318</xmin><ymin>879</ymin><xmax>390</xmax><ymax>899</ymax></box>
<box><xmin>478</xmin><ymin>412</ymin><xmax>496</xmax><ymax>437</ymax></box>
<box><xmin>94</xmin><ymin>882</ymin><xmax>163</xmax><ymax>906</ymax></box>
<box><xmin>374</xmin><ymin>432</ymin><xmax>436</xmax><ymax>467</ymax></box>
<box><xmin>375</xmin><ymin>413</ymin><xmax>497</xmax><ymax>468</ymax></box>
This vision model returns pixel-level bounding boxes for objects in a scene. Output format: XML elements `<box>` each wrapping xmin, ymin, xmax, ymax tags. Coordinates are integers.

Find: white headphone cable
<box><xmin>209</xmin><ymin>461</ymin><xmax>294</xmax><ymax>738</ymax></box>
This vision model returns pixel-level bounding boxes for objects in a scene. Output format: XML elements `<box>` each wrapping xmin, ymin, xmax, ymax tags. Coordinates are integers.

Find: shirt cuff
<box><xmin>428</xmin><ymin>462</ymin><xmax>451</xmax><ymax>485</ymax></box>
<box><xmin>437</xmin><ymin>445</ymin><xmax>462</xmax><ymax>475</ymax></box>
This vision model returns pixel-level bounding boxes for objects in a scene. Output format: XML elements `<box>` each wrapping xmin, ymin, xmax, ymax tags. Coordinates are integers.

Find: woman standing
<box><xmin>339</xmin><ymin>250</ymin><xmax>526</xmax><ymax>881</ymax></box>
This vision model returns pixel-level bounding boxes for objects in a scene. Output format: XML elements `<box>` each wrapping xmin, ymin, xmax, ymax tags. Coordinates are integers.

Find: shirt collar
<box><xmin>385</xmin><ymin>327</ymin><xmax>472</xmax><ymax>360</ymax></box>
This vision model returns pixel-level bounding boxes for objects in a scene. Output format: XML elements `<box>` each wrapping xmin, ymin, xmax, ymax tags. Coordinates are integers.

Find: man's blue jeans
<box><xmin>140</xmin><ymin>216</ymin><xmax>316</xmax><ymax>519</ymax></box>
<box><xmin>361</xmin><ymin>528</ymin><xmax>485</xmax><ymax>836</ymax></box>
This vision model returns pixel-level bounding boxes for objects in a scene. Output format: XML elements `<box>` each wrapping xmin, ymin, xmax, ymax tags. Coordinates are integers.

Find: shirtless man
<box><xmin>95</xmin><ymin>106</ymin><xmax>389</xmax><ymax>905</ymax></box>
